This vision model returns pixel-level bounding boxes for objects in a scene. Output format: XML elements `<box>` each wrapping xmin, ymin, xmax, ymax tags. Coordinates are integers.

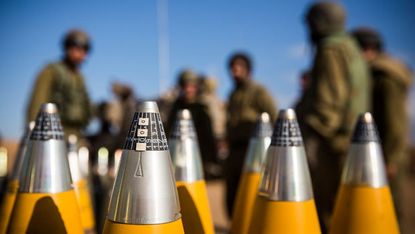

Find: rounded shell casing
<box><xmin>341</xmin><ymin>112</ymin><xmax>388</xmax><ymax>187</ymax></box>
<box><xmin>19</xmin><ymin>103</ymin><xmax>72</xmax><ymax>193</ymax></box>
<box><xmin>258</xmin><ymin>109</ymin><xmax>314</xmax><ymax>202</ymax></box>
<box><xmin>169</xmin><ymin>109</ymin><xmax>204</xmax><ymax>183</ymax></box>
<box><xmin>107</xmin><ymin>101</ymin><xmax>181</xmax><ymax>225</ymax></box>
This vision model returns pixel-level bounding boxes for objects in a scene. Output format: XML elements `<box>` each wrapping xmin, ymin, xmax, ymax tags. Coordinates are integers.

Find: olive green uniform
<box><xmin>370</xmin><ymin>53</ymin><xmax>412</xmax><ymax>218</ymax></box>
<box><xmin>226</xmin><ymin>79</ymin><xmax>277</xmax><ymax>216</ymax></box>
<box><xmin>27</xmin><ymin>61</ymin><xmax>93</xmax><ymax>140</ymax></box>
<box><xmin>296</xmin><ymin>32</ymin><xmax>371</xmax><ymax>229</ymax></box>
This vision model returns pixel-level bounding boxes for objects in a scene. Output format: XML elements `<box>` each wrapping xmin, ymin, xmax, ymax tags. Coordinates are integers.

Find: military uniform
<box><xmin>226</xmin><ymin>79</ymin><xmax>277</xmax><ymax>216</ymax></box>
<box><xmin>296</xmin><ymin>32</ymin><xmax>371</xmax><ymax>230</ymax></box>
<box><xmin>27</xmin><ymin>61</ymin><xmax>93</xmax><ymax>140</ymax></box>
<box><xmin>297</xmin><ymin>3</ymin><xmax>372</xmax><ymax>231</ymax></box>
<box><xmin>370</xmin><ymin>53</ymin><xmax>412</xmax><ymax>218</ymax></box>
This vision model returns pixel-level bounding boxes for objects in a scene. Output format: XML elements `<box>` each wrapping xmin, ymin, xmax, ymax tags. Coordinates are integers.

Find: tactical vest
<box><xmin>50</xmin><ymin>63</ymin><xmax>91</xmax><ymax>127</ymax></box>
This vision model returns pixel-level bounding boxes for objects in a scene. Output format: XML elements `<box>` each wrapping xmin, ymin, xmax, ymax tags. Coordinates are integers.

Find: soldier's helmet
<box><xmin>62</xmin><ymin>29</ymin><xmax>91</xmax><ymax>53</ymax></box>
<box><xmin>305</xmin><ymin>1</ymin><xmax>346</xmax><ymax>40</ymax></box>
<box><xmin>177</xmin><ymin>69</ymin><xmax>199</xmax><ymax>88</ymax></box>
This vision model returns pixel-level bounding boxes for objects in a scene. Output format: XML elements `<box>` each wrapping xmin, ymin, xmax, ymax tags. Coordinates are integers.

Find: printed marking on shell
<box><xmin>136</xmin><ymin>143</ymin><xmax>146</xmax><ymax>151</ymax></box>
<box><xmin>123</xmin><ymin>112</ymin><xmax>169</xmax><ymax>151</ymax></box>
<box><xmin>137</xmin><ymin>129</ymin><xmax>148</xmax><ymax>137</ymax></box>
<box><xmin>139</xmin><ymin>118</ymin><xmax>149</xmax><ymax>125</ymax></box>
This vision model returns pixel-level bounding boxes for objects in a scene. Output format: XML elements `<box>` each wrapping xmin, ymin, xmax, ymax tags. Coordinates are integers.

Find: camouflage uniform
<box><xmin>27</xmin><ymin>61</ymin><xmax>93</xmax><ymax>140</ymax></box>
<box><xmin>297</xmin><ymin>2</ymin><xmax>371</xmax><ymax>231</ymax></box>
<box><xmin>371</xmin><ymin>54</ymin><xmax>412</xmax><ymax>170</ymax></box>
<box><xmin>370</xmin><ymin>53</ymin><xmax>412</xmax><ymax>218</ymax></box>
<box><xmin>226</xmin><ymin>78</ymin><xmax>277</xmax><ymax>216</ymax></box>
<box><xmin>351</xmin><ymin>27</ymin><xmax>413</xmax><ymax>221</ymax></box>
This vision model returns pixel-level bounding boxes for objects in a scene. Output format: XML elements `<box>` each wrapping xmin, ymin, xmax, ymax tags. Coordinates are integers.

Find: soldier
<box><xmin>351</xmin><ymin>27</ymin><xmax>413</xmax><ymax>220</ymax></box>
<box><xmin>225</xmin><ymin>52</ymin><xmax>277</xmax><ymax>217</ymax></box>
<box><xmin>296</xmin><ymin>2</ymin><xmax>371</xmax><ymax>232</ymax></box>
<box><xmin>165</xmin><ymin>69</ymin><xmax>218</xmax><ymax>179</ymax></box>
<box><xmin>294</xmin><ymin>70</ymin><xmax>311</xmax><ymax>118</ymax></box>
<box><xmin>111</xmin><ymin>82</ymin><xmax>137</xmax><ymax>149</ymax></box>
<box><xmin>199</xmin><ymin>76</ymin><xmax>226</xmax><ymax>142</ymax></box>
<box><xmin>199</xmin><ymin>76</ymin><xmax>227</xmax><ymax>178</ymax></box>
<box><xmin>26</xmin><ymin>29</ymin><xmax>93</xmax><ymax>141</ymax></box>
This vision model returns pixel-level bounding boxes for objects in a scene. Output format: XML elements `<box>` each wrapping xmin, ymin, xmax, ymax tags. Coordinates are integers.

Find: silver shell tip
<box><xmin>41</xmin><ymin>103</ymin><xmax>58</xmax><ymax>114</ymax></box>
<box><xmin>259</xmin><ymin>112</ymin><xmax>271</xmax><ymax>123</ymax></box>
<box><xmin>360</xmin><ymin>112</ymin><xmax>374</xmax><ymax>124</ymax></box>
<box><xmin>138</xmin><ymin>101</ymin><xmax>159</xmax><ymax>113</ymax></box>
<box><xmin>278</xmin><ymin>108</ymin><xmax>296</xmax><ymax>120</ymax></box>
<box><xmin>177</xmin><ymin>109</ymin><xmax>192</xmax><ymax>120</ymax></box>
<box><xmin>68</xmin><ymin>134</ymin><xmax>78</xmax><ymax>144</ymax></box>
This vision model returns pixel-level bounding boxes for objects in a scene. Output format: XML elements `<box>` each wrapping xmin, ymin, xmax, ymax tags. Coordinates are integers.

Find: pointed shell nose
<box><xmin>170</xmin><ymin>109</ymin><xmax>204</xmax><ymax>182</ymax></box>
<box><xmin>177</xmin><ymin>109</ymin><xmax>192</xmax><ymax>120</ymax></box>
<box><xmin>361</xmin><ymin>112</ymin><xmax>374</xmax><ymax>124</ymax></box>
<box><xmin>352</xmin><ymin>112</ymin><xmax>380</xmax><ymax>143</ymax></box>
<box><xmin>40</xmin><ymin>103</ymin><xmax>58</xmax><ymax>114</ymax></box>
<box><xmin>107</xmin><ymin>101</ymin><xmax>181</xmax><ymax>224</ymax></box>
<box><xmin>343</xmin><ymin>112</ymin><xmax>387</xmax><ymax>187</ymax></box>
<box><xmin>259</xmin><ymin>112</ymin><xmax>271</xmax><ymax>123</ymax></box>
<box><xmin>20</xmin><ymin>104</ymin><xmax>72</xmax><ymax>193</ymax></box>
<box><xmin>138</xmin><ymin>101</ymin><xmax>159</xmax><ymax>113</ymax></box>
<box><xmin>278</xmin><ymin>108</ymin><xmax>296</xmax><ymax>120</ymax></box>
<box><xmin>259</xmin><ymin>109</ymin><xmax>314</xmax><ymax>201</ymax></box>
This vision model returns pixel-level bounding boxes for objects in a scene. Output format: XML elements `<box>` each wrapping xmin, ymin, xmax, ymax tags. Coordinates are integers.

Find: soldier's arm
<box><xmin>378</xmin><ymin>77</ymin><xmax>407</xmax><ymax>165</ymax></box>
<box><xmin>255</xmin><ymin>86</ymin><xmax>278</xmax><ymax>122</ymax></box>
<box><xmin>306</xmin><ymin>48</ymin><xmax>348</xmax><ymax>138</ymax></box>
<box><xmin>26</xmin><ymin>66</ymin><xmax>54</xmax><ymax>122</ymax></box>
<box><xmin>81</xmin><ymin>86</ymin><xmax>94</xmax><ymax>127</ymax></box>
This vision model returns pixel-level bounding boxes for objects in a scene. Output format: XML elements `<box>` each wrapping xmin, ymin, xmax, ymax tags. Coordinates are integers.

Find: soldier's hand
<box><xmin>386</xmin><ymin>163</ymin><xmax>398</xmax><ymax>179</ymax></box>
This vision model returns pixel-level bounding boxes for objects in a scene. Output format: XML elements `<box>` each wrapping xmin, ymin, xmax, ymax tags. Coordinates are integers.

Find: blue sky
<box><xmin>1</xmin><ymin>0</ymin><xmax>414</xmax><ymax>139</ymax></box>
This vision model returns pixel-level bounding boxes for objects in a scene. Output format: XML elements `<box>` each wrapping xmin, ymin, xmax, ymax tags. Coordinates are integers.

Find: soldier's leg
<box><xmin>304</xmin><ymin>135</ymin><xmax>342</xmax><ymax>234</ymax></box>
<box><xmin>225</xmin><ymin>146</ymin><xmax>246</xmax><ymax>218</ymax></box>
<box><xmin>304</xmin><ymin>135</ymin><xmax>328</xmax><ymax>233</ymax></box>
<box><xmin>316</xmin><ymin>147</ymin><xmax>342</xmax><ymax>232</ymax></box>
<box><xmin>389</xmin><ymin>161</ymin><xmax>406</xmax><ymax>225</ymax></box>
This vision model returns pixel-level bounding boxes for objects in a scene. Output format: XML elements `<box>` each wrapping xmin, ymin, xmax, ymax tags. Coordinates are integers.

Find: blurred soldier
<box><xmin>294</xmin><ymin>70</ymin><xmax>311</xmax><ymax>118</ymax></box>
<box><xmin>225</xmin><ymin>52</ymin><xmax>277</xmax><ymax>217</ymax></box>
<box><xmin>296</xmin><ymin>2</ymin><xmax>371</xmax><ymax>231</ymax></box>
<box><xmin>111</xmin><ymin>82</ymin><xmax>137</xmax><ymax>149</ymax></box>
<box><xmin>26</xmin><ymin>29</ymin><xmax>93</xmax><ymax>140</ymax></box>
<box><xmin>86</xmin><ymin>102</ymin><xmax>117</xmax><ymax>234</ymax></box>
<box><xmin>88</xmin><ymin>102</ymin><xmax>118</xmax><ymax>168</ymax></box>
<box><xmin>352</xmin><ymin>27</ymin><xmax>413</xmax><ymax>219</ymax></box>
<box><xmin>158</xmin><ymin>87</ymin><xmax>180</xmax><ymax>124</ymax></box>
<box><xmin>166</xmin><ymin>69</ymin><xmax>218</xmax><ymax>179</ymax></box>
<box><xmin>199</xmin><ymin>76</ymin><xmax>226</xmax><ymax>141</ymax></box>
<box><xmin>199</xmin><ymin>76</ymin><xmax>227</xmax><ymax>178</ymax></box>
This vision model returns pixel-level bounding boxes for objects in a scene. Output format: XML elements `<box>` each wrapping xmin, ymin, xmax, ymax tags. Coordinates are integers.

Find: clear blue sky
<box><xmin>1</xmin><ymin>0</ymin><xmax>414</xmax><ymax>139</ymax></box>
